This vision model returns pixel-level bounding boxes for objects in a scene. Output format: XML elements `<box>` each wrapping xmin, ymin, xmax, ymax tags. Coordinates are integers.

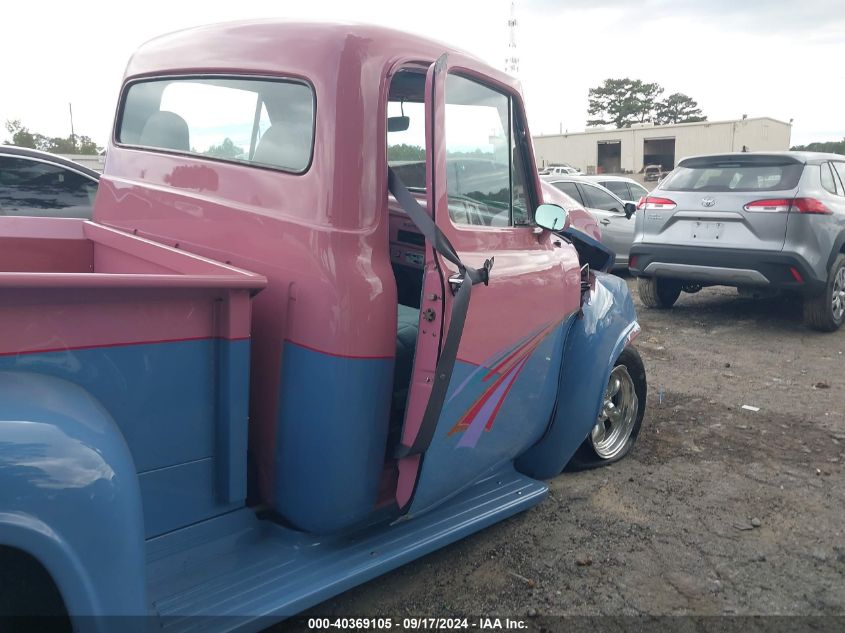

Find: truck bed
<box><xmin>0</xmin><ymin>217</ymin><xmax>266</xmax><ymax>537</ymax></box>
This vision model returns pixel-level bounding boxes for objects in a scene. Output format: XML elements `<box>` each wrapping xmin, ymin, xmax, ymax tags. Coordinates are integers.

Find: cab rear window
<box><xmin>117</xmin><ymin>76</ymin><xmax>315</xmax><ymax>173</ymax></box>
<box><xmin>662</xmin><ymin>160</ymin><xmax>803</xmax><ymax>192</ymax></box>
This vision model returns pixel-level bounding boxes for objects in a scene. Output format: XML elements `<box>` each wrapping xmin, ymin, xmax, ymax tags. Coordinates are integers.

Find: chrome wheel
<box><xmin>832</xmin><ymin>267</ymin><xmax>845</xmax><ymax>322</ymax></box>
<box><xmin>591</xmin><ymin>365</ymin><xmax>639</xmax><ymax>460</ymax></box>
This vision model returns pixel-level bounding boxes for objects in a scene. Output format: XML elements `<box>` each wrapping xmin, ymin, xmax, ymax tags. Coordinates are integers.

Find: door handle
<box><xmin>552</xmin><ymin>240</ymin><xmax>562</xmax><ymax>247</ymax></box>
<box><xmin>600</xmin><ymin>219</ymin><xmax>611</xmax><ymax>226</ymax></box>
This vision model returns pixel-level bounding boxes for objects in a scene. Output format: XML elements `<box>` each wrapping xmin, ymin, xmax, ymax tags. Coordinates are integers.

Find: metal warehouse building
<box><xmin>533</xmin><ymin>116</ymin><xmax>792</xmax><ymax>175</ymax></box>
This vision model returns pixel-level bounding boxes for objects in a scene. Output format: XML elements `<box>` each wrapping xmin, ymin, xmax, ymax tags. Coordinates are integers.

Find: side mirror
<box><xmin>387</xmin><ymin>116</ymin><xmax>410</xmax><ymax>132</ymax></box>
<box><xmin>624</xmin><ymin>202</ymin><xmax>636</xmax><ymax>219</ymax></box>
<box><xmin>535</xmin><ymin>203</ymin><xmax>569</xmax><ymax>232</ymax></box>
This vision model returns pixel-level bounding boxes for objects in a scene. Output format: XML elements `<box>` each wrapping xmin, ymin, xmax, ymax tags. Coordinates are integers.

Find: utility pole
<box><xmin>505</xmin><ymin>1</ymin><xmax>519</xmax><ymax>76</ymax></box>
<box><xmin>69</xmin><ymin>102</ymin><xmax>76</xmax><ymax>150</ymax></box>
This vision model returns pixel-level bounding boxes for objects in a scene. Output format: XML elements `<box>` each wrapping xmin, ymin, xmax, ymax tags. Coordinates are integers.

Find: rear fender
<box><xmin>0</xmin><ymin>372</ymin><xmax>146</xmax><ymax>627</ymax></box>
<box><xmin>516</xmin><ymin>273</ymin><xmax>640</xmax><ymax>479</ymax></box>
<box><xmin>826</xmin><ymin>228</ymin><xmax>845</xmax><ymax>271</ymax></box>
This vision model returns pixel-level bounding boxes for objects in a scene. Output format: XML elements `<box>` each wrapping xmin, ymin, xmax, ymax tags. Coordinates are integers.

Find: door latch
<box><xmin>448</xmin><ymin>258</ymin><xmax>494</xmax><ymax>295</ymax></box>
<box><xmin>448</xmin><ymin>274</ymin><xmax>463</xmax><ymax>295</ymax></box>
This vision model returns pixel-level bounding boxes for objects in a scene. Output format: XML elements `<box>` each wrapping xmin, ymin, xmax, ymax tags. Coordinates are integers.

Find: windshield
<box><xmin>387</xmin><ymin>99</ymin><xmax>427</xmax><ymax>189</ymax></box>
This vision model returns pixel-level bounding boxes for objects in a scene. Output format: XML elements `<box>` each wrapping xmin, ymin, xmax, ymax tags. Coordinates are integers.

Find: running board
<box><xmin>147</xmin><ymin>466</ymin><xmax>547</xmax><ymax>632</ymax></box>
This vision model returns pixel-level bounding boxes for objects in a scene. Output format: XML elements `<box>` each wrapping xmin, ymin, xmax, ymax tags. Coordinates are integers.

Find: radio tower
<box><xmin>505</xmin><ymin>1</ymin><xmax>519</xmax><ymax>76</ymax></box>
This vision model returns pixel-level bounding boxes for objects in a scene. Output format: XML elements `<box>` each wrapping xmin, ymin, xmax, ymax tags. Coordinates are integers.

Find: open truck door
<box><xmin>393</xmin><ymin>55</ymin><xmax>582</xmax><ymax>515</ymax></box>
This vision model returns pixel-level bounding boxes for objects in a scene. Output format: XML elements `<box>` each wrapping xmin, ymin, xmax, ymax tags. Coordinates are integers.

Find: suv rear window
<box><xmin>662</xmin><ymin>159</ymin><xmax>803</xmax><ymax>192</ymax></box>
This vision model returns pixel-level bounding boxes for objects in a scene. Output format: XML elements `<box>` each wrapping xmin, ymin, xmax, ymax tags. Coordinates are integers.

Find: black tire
<box><xmin>637</xmin><ymin>276</ymin><xmax>681</xmax><ymax>309</ymax></box>
<box><xmin>566</xmin><ymin>346</ymin><xmax>647</xmax><ymax>471</ymax></box>
<box><xmin>0</xmin><ymin>547</ymin><xmax>70</xmax><ymax>633</ymax></box>
<box><xmin>803</xmin><ymin>254</ymin><xmax>845</xmax><ymax>332</ymax></box>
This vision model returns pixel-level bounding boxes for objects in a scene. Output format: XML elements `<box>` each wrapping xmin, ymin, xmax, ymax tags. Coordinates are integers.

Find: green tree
<box><xmin>791</xmin><ymin>138</ymin><xmax>845</xmax><ymax>154</ymax></box>
<box><xmin>74</xmin><ymin>135</ymin><xmax>100</xmax><ymax>154</ymax></box>
<box><xmin>4</xmin><ymin>119</ymin><xmax>103</xmax><ymax>154</ymax></box>
<box><xmin>204</xmin><ymin>138</ymin><xmax>244</xmax><ymax>159</ymax></box>
<box><xmin>43</xmin><ymin>136</ymin><xmax>79</xmax><ymax>154</ymax></box>
<box><xmin>4</xmin><ymin>119</ymin><xmax>43</xmax><ymax>149</ymax></box>
<box><xmin>387</xmin><ymin>143</ymin><xmax>425</xmax><ymax>162</ymax></box>
<box><xmin>654</xmin><ymin>93</ymin><xmax>706</xmax><ymax>125</ymax></box>
<box><xmin>587</xmin><ymin>78</ymin><xmax>664</xmax><ymax>128</ymax></box>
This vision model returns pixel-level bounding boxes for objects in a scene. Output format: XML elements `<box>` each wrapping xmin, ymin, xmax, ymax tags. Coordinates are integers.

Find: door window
<box><xmin>444</xmin><ymin>74</ymin><xmax>530</xmax><ymax>227</ymax></box>
<box><xmin>821</xmin><ymin>163</ymin><xmax>839</xmax><ymax>195</ymax></box>
<box><xmin>628</xmin><ymin>182</ymin><xmax>649</xmax><ymax>200</ymax></box>
<box><xmin>602</xmin><ymin>180</ymin><xmax>631</xmax><ymax>200</ymax></box>
<box><xmin>551</xmin><ymin>181</ymin><xmax>583</xmax><ymax>205</ymax></box>
<box><xmin>583</xmin><ymin>184</ymin><xmax>623</xmax><ymax>213</ymax></box>
<box><xmin>0</xmin><ymin>156</ymin><xmax>96</xmax><ymax>218</ymax></box>
<box><xmin>833</xmin><ymin>163</ymin><xmax>845</xmax><ymax>196</ymax></box>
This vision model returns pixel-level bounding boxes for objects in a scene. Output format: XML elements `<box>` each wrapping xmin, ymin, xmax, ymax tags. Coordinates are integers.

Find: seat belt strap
<box><xmin>387</xmin><ymin>168</ymin><xmax>491</xmax><ymax>458</ymax></box>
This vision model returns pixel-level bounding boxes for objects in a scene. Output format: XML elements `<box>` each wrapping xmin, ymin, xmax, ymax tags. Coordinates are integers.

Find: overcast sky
<box><xmin>1</xmin><ymin>0</ymin><xmax>842</xmax><ymax>148</ymax></box>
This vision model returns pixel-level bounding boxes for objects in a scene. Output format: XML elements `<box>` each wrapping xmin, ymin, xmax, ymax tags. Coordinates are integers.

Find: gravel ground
<box><xmin>289</xmin><ymin>280</ymin><xmax>845</xmax><ymax>628</ymax></box>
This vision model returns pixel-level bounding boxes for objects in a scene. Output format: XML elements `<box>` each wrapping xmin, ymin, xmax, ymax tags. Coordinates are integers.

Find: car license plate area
<box><xmin>691</xmin><ymin>221</ymin><xmax>723</xmax><ymax>240</ymax></box>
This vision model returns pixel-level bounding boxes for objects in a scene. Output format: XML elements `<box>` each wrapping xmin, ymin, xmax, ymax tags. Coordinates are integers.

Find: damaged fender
<box><xmin>516</xmin><ymin>272</ymin><xmax>641</xmax><ymax>479</ymax></box>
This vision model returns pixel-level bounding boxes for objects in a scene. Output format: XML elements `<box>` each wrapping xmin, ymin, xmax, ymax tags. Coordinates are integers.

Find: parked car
<box><xmin>578</xmin><ymin>174</ymin><xmax>650</xmax><ymax>204</ymax></box>
<box><xmin>541</xmin><ymin>164</ymin><xmax>582</xmax><ymax>176</ymax></box>
<box><xmin>629</xmin><ymin>151</ymin><xmax>845</xmax><ymax>331</ymax></box>
<box><xmin>543</xmin><ymin>175</ymin><xmax>637</xmax><ymax>268</ymax></box>
<box><xmin>0</xmin><ymin>145</ymin><xmax>99</xmax><ymax>218</ymax></box>
<box><xmin>539</xmin><ymin>180</ymin><xmax>601</xmax><ymax>240</ymax></box>
<box><xmin>643</xmin><ymin>164</ymin><xmax>663</xmax><ymax>182</ymax></box>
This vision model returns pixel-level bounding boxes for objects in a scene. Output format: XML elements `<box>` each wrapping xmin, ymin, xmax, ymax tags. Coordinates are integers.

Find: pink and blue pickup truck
<box><xmin>0</xmin><ymin>20</ymin><xmax>645</xmax><ymax>632</ymax></box>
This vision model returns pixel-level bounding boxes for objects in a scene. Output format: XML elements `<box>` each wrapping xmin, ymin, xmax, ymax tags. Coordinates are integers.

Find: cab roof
<box><xmin>124</xmin><ymin>20</ymin><xmax>520</xmax><ymax>93</ymax></box>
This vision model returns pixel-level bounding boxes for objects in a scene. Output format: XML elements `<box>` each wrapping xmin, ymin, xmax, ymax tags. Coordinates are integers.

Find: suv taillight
<box><xmin>791</xmin><ymin>197</ymin><xmax>832</xmax><ymax>215</ymax></box>
<box><xmin>743</xmin><ymin>199</ymin><xmax>791</xmax><ymax>213</ymax></box>
<box><xmin>743</xmin><ymin>197</ymin><xmax>832</xmax><ymax>215</ymax></box>
<box><xmin>637</xmin><ymin>196</ymin><xmax>676</xmax><ymax>211</ymax></box>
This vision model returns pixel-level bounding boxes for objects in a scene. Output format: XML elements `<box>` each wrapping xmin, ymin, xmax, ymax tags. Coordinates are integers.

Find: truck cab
<box><xmin>0</xmin><ymin>21</ymin><xmax>644</xmax><ymax>631</ymax></box>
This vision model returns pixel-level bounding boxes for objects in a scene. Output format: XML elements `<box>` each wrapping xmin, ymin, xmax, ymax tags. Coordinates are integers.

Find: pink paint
<box><xmin>396</xmin><ymin>454</ymin><xmax>421</xmax><ymax>509</ymax></box>
<box><xmin>89</xmin><ymin>21</ymin><xmax>586</xmax><ymax>510</ymax></box>
<box><xmin>0</xmin><ymin>217</ymin><xmax>265</xmax><ymax>356</ymax></box>
<box><xmin>394</xmin><ymin>53</ymin><xmax>583</xmax><ymax>506</ymax></box>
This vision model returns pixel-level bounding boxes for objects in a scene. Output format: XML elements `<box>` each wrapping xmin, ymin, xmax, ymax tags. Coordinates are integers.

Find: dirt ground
<box><xmin>294</xmin><ymin>279</ymin><xmax>845</xmax><ymax>627</ymax></box>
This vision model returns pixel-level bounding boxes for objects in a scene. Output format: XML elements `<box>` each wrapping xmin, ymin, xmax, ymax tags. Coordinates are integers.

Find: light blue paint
<box><xmin>0</xmin><ymin>338</ymin><xmax>252</xmax><ymax>537</ymax></box>
<box><xmin>145</xmin><ymin>465</ymin><xmax>547</xmax><ymax>631</ymax></box>
<box><xmin>408</xmin><ymin>321</ymin><xmax>570</xmax><ymax>516</ymax></box>
<box><xmin>274</xmin><ymin>341</ymin><xmax>394</xmax><ymax>534</ymax></box>
<box><xmin>0</xmin><ymin>278</ymin><xmax>637</xmax><ymax>627</ymax></box>
<box><xmin>139</xmin><ymin>458</ymin><xmax>241</xmax><ymax>539</ymax></box>
<box><xmin>516</xmin><ymin>272</ymin><xmax>640</xmax><ymax>478</ymax></box>
<box><xmin>0</xmin><ymin>372</ymin><xmax>147</xmax><ymax>631</ymax></box>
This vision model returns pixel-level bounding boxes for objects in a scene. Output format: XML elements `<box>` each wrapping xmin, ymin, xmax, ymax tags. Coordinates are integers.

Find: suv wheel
<box><xmin>804</xmin><ymin>254</ymin><xmax>845</xmax><ymax>332</ymax></box>
<box><xmin>637</xmin><ymin>277</ymin><xmax>681</xmax><ymax>309</ymax></box>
